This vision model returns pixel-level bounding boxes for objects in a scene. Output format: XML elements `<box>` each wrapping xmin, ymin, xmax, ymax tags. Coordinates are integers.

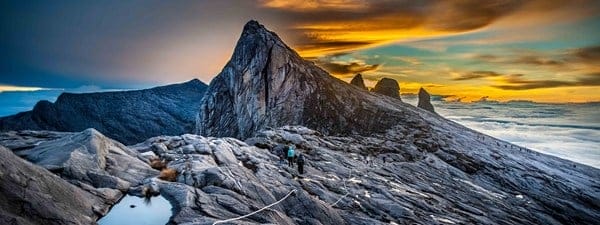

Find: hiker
<box><xmin>287</xmin><ymin>144</ymin><xmax>295</xmax><ymax>167</ymax></box>
<box><xmin>297</xmin><ymin>154</ymin><xmax>305</xmax><ymax>174</ymax></box>
<box><xmin>273</xmin><ymin>144</ymin><xmax>285</xmax><ymax>164</ymax></box>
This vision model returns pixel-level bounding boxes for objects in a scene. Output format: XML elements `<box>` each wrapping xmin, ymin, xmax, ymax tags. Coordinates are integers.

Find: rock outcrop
<box><xmin>417</xmin><ymin>87</ymin><xmax>435</xmax><ymax>113</ymax></box>
<box><xmin>0</xmin><ymin>79</ymin><xmax>208</xmax><ymax>144</ymax></box>
<box><xmin>0</xmin><ymin>145</ymin><xmax>111</xmax><ymax>224</ymax></box>
<box><xmin>350</xmin><ymin>73</ymin><xmax>368</xmax><ymax>90</ymax></box>
<box><xmin>14</xmin><ymin>128</ymin><xmax>157</xmax><ymax>191</ymax></box>
<box><xmin>196</xmin><ymin>20</ymin><xmax>429</xmax><ymax>139</ymax></box>
<box><xmin>0</xmin><ymin>129</ymin><xmax>162</xmax><ymax>224</ymax></box>
<box><xmin>372</xmin><ymin>78</ymin><xmax>401</xmax><ymax>99</ymax></box>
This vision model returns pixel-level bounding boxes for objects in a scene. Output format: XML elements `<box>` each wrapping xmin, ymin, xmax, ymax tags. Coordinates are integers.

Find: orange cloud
<box><xmin>259</xmin><ymin>0</ymin><xmax>600</xmax><ymax>57</ymax></box>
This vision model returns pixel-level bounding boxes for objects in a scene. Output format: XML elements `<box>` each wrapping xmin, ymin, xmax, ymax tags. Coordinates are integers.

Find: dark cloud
<box><xmin>452</xmin><ymin>71</ymin><xmax>503</xmax><ymax>80</ymax></box>
<box><xmin>295</xmin><ymin>40</ymin><xmax>376</xmax><ymax>53</ymax></box>
<box><xmin>493</xmin><ymin>73</ymin><xmax>600</xmax><ymax>90</ymax></box>
<box><xmin>512</xmin><ymin>56</ymin><xmax>564</xmax><ymax>66</ymax></box>
<box><xmin>473</xmin><ymin>54</ymin><xmax>499</xmax><ymax>61</ymax></box>
<box><xmin>472</xmin><ymin>54</ymin><xmax>565</xmax><ymax>66</ymax></box>
<box><xmin>260</xmin><ymin>0</ymin><xmax>599</xmax><ymax>55</ymax></box>
<box><xmin>573</xmin><ymin>45</ymin><xmax>600</xmax><ymax>63</ymax></box>
<box><xmin>472</xmin><ymin>44</ymin><xmax>600</xmax><ymax>68</ymax></box>
<box><xmin>316</xmin><ymin>60</ymin><xmax>380</xmax><ymax>75</ymax></box>
<box><xmin>427</xmin><ymin>0</ymin><xmax>524</xmax><ymax>31</ymax></box>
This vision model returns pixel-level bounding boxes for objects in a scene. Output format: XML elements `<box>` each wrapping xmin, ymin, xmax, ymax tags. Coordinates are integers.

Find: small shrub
<box><xmin>158</xmin><ymin>168</ymin><xmax>178</xmax><ymax>182</ymax></box>
<box><xmin>149</xmin><ymin>158</ymin><xmax>166</xmax><ymax>170</ymax></box>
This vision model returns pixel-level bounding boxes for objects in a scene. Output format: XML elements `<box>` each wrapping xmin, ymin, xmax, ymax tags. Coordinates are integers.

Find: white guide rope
<box><xmin>212</xmin><ymin>189</ymin><xmax>297</xmax><ymax>225</ymax></box>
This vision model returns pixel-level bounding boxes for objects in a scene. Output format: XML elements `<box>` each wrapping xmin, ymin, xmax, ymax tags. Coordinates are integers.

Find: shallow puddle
<box><xmin>98</xmin><ymin>194</ymin><xmax>172</xmax><ymax>225</ymax></box>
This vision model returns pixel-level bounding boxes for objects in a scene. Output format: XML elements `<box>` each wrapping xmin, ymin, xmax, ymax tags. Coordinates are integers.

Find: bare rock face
<box><xmin>417</xmin><ymin>87</ymin><xmax>435</xmax><ymax>113</ymax></box>
<box><xmin>372</xmin><ymin>78</ymin><xmax>401</xmax><ymax>99</ymax></box>
<box><xmin>196</xmin><ymin>21</ymin><xmax>429</xmax><ymax>140</ymax></box>
<box><xmin>0</xmin><ymin>79</ymin><xmax>208</xmax><ymax>144</ymax></box>
<box><xmin>350</xmin><ymin>73</ymin><xmax>368</xmax><ymax>90</ymax></box>
<box><xmin>0</xmin><ymin>145</ymin><xmax>111</xmax><ymax>224</ymax></box>
<box><xmin>12</xmin><ymin>129</ymin><xmax>157</xmax><ymax>191</ymax></box>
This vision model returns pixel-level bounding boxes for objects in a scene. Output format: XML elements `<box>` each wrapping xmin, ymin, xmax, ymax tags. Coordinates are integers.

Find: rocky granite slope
<box><xmin>0</xmin><ymin>138</ymin><xmax>114</xmax><ymax>225</ymax></box>
<box><xmin>197</xmin><ymin>21</ymin><xmax>426</xmax><ymax>140</ymax></box>
<box><xmin>0</xmin><ymin>79</ymin><xmax>208</xmax><ymax>145</ymax></box>
<box><xmin>1</xmin><ymin>125</ymin><xmax>599</xmax><ymax>224</ymax></box>
<box><xmin>0</xmin><ymin>129</ymin><xmax>158</xmax><ymax>225</ymax></box>
<box><xmin>133</xmin><ymin>124</ymin><xmax>600</xmax><ymax>224</ymax></box>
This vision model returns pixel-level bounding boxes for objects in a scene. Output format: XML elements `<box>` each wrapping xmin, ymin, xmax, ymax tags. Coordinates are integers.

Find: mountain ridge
<box><xmin>0</xmin><ymin>79</ymin><xmax>208</xmax><ymax>144</ymax></box>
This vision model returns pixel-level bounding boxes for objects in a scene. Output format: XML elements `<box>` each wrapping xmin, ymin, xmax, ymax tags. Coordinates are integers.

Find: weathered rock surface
<box><xmin>350</xmin><ymin>74</ymin><xmax>368</xmax><ymax>90</ymax></box>
<box><xmin>196</xmin><ymin>20</ymin><xmax>429</xmax><ymax>139</ymax></box>
<box><xmin>372</xmin><ymin>78</ymin><xmax>401</xmax><ymax>99</ymax></box>
<box><xmin>0</xmin><ymin>79</ymin><xmax>208</xmax><ymax>144</ymax></box>
<box><xmin>0</xmin><ymin>145</ymin><xmax>111</xmax><ymax>225</ymax></box>
<box><xmin>417</xmin><ymin>87</ymin><xmax>435</xmax><ymax>113</ymax></box>
<box><xmin>0</xmin><ymin>130</ymin><xmax>67</xmax><ymax>151</ymax></box>
<box><xmin>11</xmin><ymin>128</ymin><xmax>158</xmax><ymax>191</ymax></box>
<box><xmin>131</xmin><ymin>126</ymin><xmax>600</xmax><ymax>225</ymax></box>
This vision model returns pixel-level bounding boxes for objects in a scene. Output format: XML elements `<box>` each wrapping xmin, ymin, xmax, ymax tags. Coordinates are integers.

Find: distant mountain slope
<box><xmin>196</xmin><ymin>21</ymin><xmax>432</xmax><ymax>140</ymax></box>
<box><xmin>0</xmin><ymin>79</ymin><xmax>207</xmax><ymax>144</ymax></box>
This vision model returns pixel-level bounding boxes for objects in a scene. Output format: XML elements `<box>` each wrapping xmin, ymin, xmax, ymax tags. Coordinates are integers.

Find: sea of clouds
<box><xmin>1</xmin><ymin>90</ymin><xmax>598</xmax><ymax>168</ymax></box>
<box><xmin>404</xmin><ymin>95</ymin><xmax>600</xmax><ymax>168</ymax></box>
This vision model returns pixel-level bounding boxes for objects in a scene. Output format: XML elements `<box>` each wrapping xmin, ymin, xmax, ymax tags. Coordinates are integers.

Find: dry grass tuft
<box><xmin>158</xmin><ymin>168</ymin><xmax>178</xmax><ymax>182</ymax></box>
<box><xmin>149</xmin><ymin>158</ymin><xmax>167</xmax><ymax>170</ymax></box>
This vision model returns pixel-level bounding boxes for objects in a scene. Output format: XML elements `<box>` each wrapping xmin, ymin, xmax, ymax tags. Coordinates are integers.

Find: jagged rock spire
<box><xmin>196</xmin><ymin>21</ymin><xmax>431</xmax><ymax>139</ymax></box>
<box><xmin>350</xmin><ymin>73</ymin><xmax>368</xmax><ymax>90</ymax></box>
<box><xmin>417</xmin><ymin>87</ymin><xmax>435</xmax><ymax>113</ymax></box>
<box><xmin>372</xmin><ymin>78</ymin><xmax>401</xmax><ymax>99</ymax></box>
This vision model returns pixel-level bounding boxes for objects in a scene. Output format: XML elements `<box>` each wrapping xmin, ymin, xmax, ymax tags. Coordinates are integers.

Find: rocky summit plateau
<box><xmin>0</xmin><ymin>20</ymin><xmax>599</xmax><ymax>225</ymax></box>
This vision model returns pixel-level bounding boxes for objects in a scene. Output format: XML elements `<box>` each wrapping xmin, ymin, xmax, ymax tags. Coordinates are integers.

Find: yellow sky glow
<box><xmin>0</xmin><ymin>85</ymin><xmax>46</xmax><ymax>93</ymax></box>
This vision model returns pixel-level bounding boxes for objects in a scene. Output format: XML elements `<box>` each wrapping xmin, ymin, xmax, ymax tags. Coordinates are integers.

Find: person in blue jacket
<box><xmin>287</xmin><ymin>144</ymin><xmax>295</xmax><ymax>167</ymax></box>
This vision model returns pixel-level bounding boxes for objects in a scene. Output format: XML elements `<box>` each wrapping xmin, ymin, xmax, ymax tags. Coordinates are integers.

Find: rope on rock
<box><xmin>329</xmin><ymin>170</ymin><xmax>354</xmax><ymax>207</ymax></box>
<box><xmin>212</xmin><ymin>189</ymin><xmax>297</xmax><ymax>225</ymax></box>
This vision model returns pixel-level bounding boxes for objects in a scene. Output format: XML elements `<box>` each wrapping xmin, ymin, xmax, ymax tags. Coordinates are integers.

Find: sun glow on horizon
<box><xmin>0</xmin><ymin>85</ymin><xmax>49</xmax><ymax>93</ymax></box>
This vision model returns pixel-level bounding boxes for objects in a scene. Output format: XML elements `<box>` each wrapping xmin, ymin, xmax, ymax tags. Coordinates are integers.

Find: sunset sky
<box><xmin>1</xmin><ymin>0</ymin><xmax>599</xmax><ymax>102</ymax></box>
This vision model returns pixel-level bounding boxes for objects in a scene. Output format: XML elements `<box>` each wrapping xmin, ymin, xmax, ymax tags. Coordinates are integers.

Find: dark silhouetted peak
<box><xmin>417</xmin><ymin>87</ymin><xmax>435</xmax><ymax>113</ymax></box>
<box><xmin>0</xmin><ymin>80</ymin><xmax>208</xmax><ymax>144</ymax></box>
<box><xmin>350</xmin><ymin>74</ymin><xmax>368</xmax><ymax>90</ymax></box>
<box><xmin>242</xmin><ymin>20</ymin><xmax>266</xmax><ymax>34</ymax></box>
<box><xmin>372</xmin><ymin>78</ymin><xmax>400</xmax><ymax>99</ymax></box>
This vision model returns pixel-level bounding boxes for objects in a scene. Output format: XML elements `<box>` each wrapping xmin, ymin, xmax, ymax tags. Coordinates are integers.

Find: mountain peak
<box><xmin>242</xmin><ymin>20</ymin><xmax>265</xmax><ymax>34</ymax></box>
<box><xmin>350</xmin><ymin>73</ymin><xmax>368</xmax><ymax>90</ymax></box>
<box><xmin>196</xmin><ymin>22</ymin><xmax>436</xmax><ymax>141</ymax></box>
<box><xmin>239</xmin><ymin>20</ymin><xmax>283</xmax><ymax>45</ymax></box>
